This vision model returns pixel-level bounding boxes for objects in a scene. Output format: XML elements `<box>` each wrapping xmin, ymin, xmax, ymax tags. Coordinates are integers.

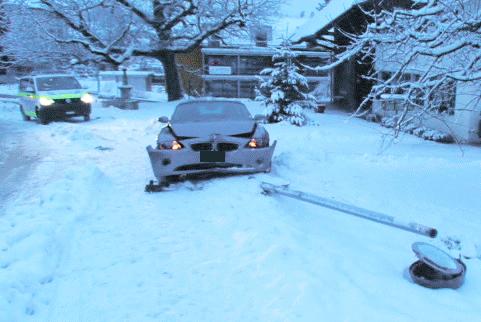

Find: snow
<box><xmin>294</xmin><ymin>0</ymin><xmax>363</xmax><ymax>41</ymax></box>
<box><xmin>223</xmin><ymin>0</ymin><xmax>323</xmax><ymax>46</ymax></box>
<box><xmin>1</xmin><ymin>94</ymin><xmax>481</xmax><ymax>321</ymax></box>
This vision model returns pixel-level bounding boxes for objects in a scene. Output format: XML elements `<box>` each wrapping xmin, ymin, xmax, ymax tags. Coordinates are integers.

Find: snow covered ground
<box><xmin>0</xmin><ymin>98</ymin><xmax>480</xmax><ymax>321</ymax></box>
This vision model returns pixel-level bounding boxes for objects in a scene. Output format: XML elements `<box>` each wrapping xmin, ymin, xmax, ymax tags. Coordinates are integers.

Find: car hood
<box><xmin>170</xmin><ymin>121</ymin><xmax>255</xmax><ymax>138</ymax></box>
<box><xmin>37</xmin><ymin>89</ymin><xmax>86</xmax><ymax>97</ymax></box>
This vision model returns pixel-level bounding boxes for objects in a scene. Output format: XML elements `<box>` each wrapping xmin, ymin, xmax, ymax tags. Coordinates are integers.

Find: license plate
<box><xmin>200</xmin><ymin>151</ymin><xmax>225</xmax><ymax>162</ymax></box>
<box><xmin>66</xmin><ymin>111</ymin><xmax>76</xmax><ymax>115</ymax></box>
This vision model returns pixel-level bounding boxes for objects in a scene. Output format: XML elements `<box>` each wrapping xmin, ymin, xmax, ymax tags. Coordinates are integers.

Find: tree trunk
<box><xmin>159</xmin><ymin>52</ymin><xmax>183</xmax><ymax>101</ymax></box>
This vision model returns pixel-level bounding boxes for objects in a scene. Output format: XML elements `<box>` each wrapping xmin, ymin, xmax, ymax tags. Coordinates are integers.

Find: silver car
<box><xmin>146</xmin><ymin>100</ymin><xmax>276</xmax><ymax>188</ymax></box>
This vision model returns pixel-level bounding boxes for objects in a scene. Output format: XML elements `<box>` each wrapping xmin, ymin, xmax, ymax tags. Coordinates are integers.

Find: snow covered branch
<box><xmin>309</xmin><ymin>0</ymin><xmax>481</xmax><ymax>134</ymax></box>
<box><xmin>4</xmin><ymin>0</ymin><xmax>281</xmax><ymax>100</ymax></box>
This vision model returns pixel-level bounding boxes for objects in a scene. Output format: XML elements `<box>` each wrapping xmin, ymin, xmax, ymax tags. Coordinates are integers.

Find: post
<box><xmin>260</xmin><ymin>182</ymin><xmax>438</xmax><ymax>238</ymax></box>
<box><xmin>122</xmin><ymin>67</ymin><xmax>128</xmax><ymax>86</ymax></box>
<box><xmin>96</xmin><ymin>67</ymin><xmax>101</xmax><ymax>95</ymax></box>
<box><xmin>119</xmin><ymin>68</ymin><xmax>133</xmax><ymax>100</ymax></box>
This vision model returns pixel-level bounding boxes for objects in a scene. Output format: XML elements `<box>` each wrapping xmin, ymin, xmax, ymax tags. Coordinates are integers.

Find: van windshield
<box><xmin>36</xmin><ymin>76</ymin><xmax>82</xmax><ymax>91</ymax></box>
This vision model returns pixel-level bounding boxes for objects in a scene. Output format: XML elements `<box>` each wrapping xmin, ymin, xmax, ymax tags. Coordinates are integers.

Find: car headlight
<box><xmin>39</xmin><ymin>97</ymin><xmax>54</xmax><ymax>106</ymax></box>
<box><xmin>248</xmin><ymin>139</ymin><xmax>258</xmax><ymax>148</ymax></box>
<box><xmin>158</xmin><ymin>140</ymin><xmax>183</xmax><ymax>150</ymax></box>
<box><xmin>246</xmin><ymin>126</ymin><xmax>269</xmax><ymax>148</ymax></box>
<box><xmin>81</xmin><ymin>93</ymin><xmax>94</xmax><ymax>104</ymax></box>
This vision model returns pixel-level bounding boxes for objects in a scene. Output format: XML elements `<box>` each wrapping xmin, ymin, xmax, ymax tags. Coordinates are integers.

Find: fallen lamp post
<box><xmin>260</xmin><ymin>182</ymin><xmax>438</xmax><ymax>238</ymax></box>
<box><xmin>260</xmin><ymin>182</ymin><xmax>470</xmax><ymax>289</ymax></box>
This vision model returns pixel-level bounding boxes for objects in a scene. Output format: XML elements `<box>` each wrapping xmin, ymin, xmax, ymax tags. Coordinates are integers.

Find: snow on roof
<box><xmin>99</xmin><ymin>71</ymin><xmax>157</xmax><ymax>77</ymax></box>
<box><xmin>31</xmin><ymin>74</ymin><xmax>77</xmax><ymax>79</ymax></box>
<box><xmin>293</xmin><ymin>0</ymin><xmax>364</xmax><ymax>41</ymax></box>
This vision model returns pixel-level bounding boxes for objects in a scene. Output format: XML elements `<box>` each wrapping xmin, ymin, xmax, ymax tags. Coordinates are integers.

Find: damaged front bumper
<box><xmin>146</xmin><ymin>141</ymin><xmax>277</xmax><ymax>180</ymax></box>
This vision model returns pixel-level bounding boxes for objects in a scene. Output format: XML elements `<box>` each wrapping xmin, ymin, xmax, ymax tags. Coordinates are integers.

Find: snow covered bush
<box><xmin>381</xmin><ymin>116</ymin><xmax>454</xmax><ymax>143</ymax></box>
<box><xmin>256</xmin><ymin>44</ymin><xmax>317</xmax><ymax>126</ymax></box>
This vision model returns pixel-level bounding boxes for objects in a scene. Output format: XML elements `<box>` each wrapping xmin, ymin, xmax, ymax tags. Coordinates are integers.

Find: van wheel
<box><xmin>20</xmin><ymin>105</ymin><xmax>31</xmax><ymax>121</ymax></box>
<box><xmin>84</xmin><ymin>114</ymin><xmax>90</xmax><ymax>122</ymax></box>
<box><xmin>39</xmin><ymin>116</ymin><xmax>49</xmax><ymax>125</ymax></box>
<box><xmin>37</xmin><ymin>109</ymin><xmax>49</xmax><ymax>125</ymax></box>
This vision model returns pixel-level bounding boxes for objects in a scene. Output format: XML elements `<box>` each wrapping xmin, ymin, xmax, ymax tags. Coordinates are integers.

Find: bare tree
<box><xmin>307</xmin><ymin>0</ymin><xmax>481</xmax><ymax>135</ymax></box>
<box><xmin>1</xmin><ymin>3</ymin><xmax>97</xmax><ymax>73</ymax></box>
<box><xmin>10</xmin><ymin>0</ymin><xmax>281</xmax><ymax>101</ymax></box>
<box><xmin>0</xmin><ymin>0</ymin><xmax>11</xmax><ymax>72</ymax></box>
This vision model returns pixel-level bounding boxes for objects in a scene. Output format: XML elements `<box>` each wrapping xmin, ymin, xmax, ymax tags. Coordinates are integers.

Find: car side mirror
<box><xmin>254</xmin><ymin>114</ymin><xmax>266</xmax><ymax>122</ymax></box>
<box><xmin>158</xmin><ymin>116</ymin><xmax>169</xmax><ymax>123</ymax></box>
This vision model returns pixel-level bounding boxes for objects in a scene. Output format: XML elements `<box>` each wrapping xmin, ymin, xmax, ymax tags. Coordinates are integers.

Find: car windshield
<box><xmin>36</xmin><ymin>76</ymin><xmax>82</xmax><ymax>91</ymax></box>
<box><xmin>171</xmin><ymin>101</ymin><xmax>252</xmax><ymax>122</ymax></box>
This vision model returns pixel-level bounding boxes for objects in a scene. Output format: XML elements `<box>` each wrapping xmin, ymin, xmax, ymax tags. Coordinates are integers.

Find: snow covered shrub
<box><xmin>256</xmin><ymin>44</ymin><xmax>317</xmax><ymax>126</ymax></box>
<box><xmin>381</xmin><ymin>117</ymin><xmax>454</xmax><ymax>143</ymax></box>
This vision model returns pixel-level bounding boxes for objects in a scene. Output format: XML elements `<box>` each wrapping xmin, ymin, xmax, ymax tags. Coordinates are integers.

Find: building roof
<box><xmin>293</xmin><ymin>0</ymin><xmax>365</xmax><ymax>41</ymax></box>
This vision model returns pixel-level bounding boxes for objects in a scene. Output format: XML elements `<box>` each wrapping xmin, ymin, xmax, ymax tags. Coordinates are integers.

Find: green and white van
<box><xmin>18</xmin><ymin>74</ymin><xmax>93</xmax><ymax>124</ymax></box>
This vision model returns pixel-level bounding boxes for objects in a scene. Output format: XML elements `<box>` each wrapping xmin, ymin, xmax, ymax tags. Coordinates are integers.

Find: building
<box><xmin>175</xmin><ymin>0</ymin><xmax>333</xmax><ymax>100</ymax></box>
<box><xmin>295</xmin><ymin>0</ymin><xmax>481</xmax><ymax>144</ymax></box>
<box><xmin>200</xmin><ymin>46</ymin><xmax>331</xmax><ymax>99</ymax></box>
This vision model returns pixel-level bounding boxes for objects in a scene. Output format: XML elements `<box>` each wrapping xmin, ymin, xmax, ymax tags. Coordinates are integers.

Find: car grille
<box><xmin>191</xmin><ymin>142</ymin><xmax>239</xmax><ymax>151</ymax></box>
<box><xmin>191</xmin><ymin>143</ymin><xmax>213</xmax><ymax>151</ymax></box>
<box><xmin>217</xmin><ymin>143</ymin><xmax>238</xmax><ymax>151</ymax></box>
<box><xmin>175</xmin><ymin>163</ymin><xmax>242</xmax><ymax>171</ymax></box>
<box><xmin>54</xmin><ymin>98</ymin><xmax>81</xmax><ymax>104</ymax></box>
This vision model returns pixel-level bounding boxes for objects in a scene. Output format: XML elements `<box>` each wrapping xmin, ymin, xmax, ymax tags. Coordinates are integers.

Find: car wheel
<box><xmin>20</xmin><ymin>105</ymin><xmax>31</xmax><ymax>121</ymax></box>
<box><xmin>264</xmin><ymin>161</ymin><xmax>272</xmax><ymax>173</ymax></box>
<box><xmin>159</xmin><ymin>176</ymin><xmax>171</xmax><ymax>186</ymax></box>
<box><xmin>84</xmin><ymin>114</ymin><xmax>91</xmax><ymax>122</ymax></box>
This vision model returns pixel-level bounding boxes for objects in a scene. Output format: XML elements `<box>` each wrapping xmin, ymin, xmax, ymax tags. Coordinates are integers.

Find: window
<box><xmin>0</xmin><ymin>56</ymin><xmax>8</xmax><ymax>75</ymax></box>
<box><xmin>205</xmin><ymin>55</ymin><xmax>237</xmax><ymax>75</ymax></box>
<box><xmin>430</xmin><ymin>79</ymin><xmax>456</xmax><ymax>115</ymax></box>
<box><xmin>239</xmin><ymin>81</ymin><xmax>257</xmax><ymax>98</ymax></box>
<box><xmin>252</xmin><ymin>26</ymin><xmax>272</xmax><ymax>47</ymax></box>
<box><xmin>255</xmin><ymin>31</ymin><xmax>268</xmax><ymax>47</ymax></box>
<box><xmin>380</xmin><ymin>71</ymin><xmax>392</xmax><ymax>81</ymax></box>
<box><xmin>36</xmin><ymin>76</ymin><xmax>82</xmax><ymax>91</ymax></box>
<box><xmin>239</xmin><ymin>56</ymin><xmax>272</xmax><ymax>75</ymax></box>
<box><xmin>19</xmin><ymin>78</ymin><xmax>34</xmax><ymax>92</ymax></box>
<box><xmin>205</xmin><ymin>80</ymin><xmax>237</xmax><ymax>97</ymax></box>
<box><xmin>172</xmin><ymin>101</ymin><xmax>251</xmax><ymax>122</ymax></box>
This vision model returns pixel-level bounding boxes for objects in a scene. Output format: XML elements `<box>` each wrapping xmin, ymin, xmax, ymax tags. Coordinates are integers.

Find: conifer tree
<box><xmin>257</xmin><ymin>43</ymin><xmax>316</xmax><ymax>126</ymax></box>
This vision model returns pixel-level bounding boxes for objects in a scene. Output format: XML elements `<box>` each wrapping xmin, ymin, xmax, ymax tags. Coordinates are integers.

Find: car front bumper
<box><xmin>146</xmin><ymin>141</ymin><xmax>277</xmax><ymax>180</ymax></box>
<box><xmin>38</xmin><ymin>102</ymin><xmax>91</xmax><ymax>119</ymax></box>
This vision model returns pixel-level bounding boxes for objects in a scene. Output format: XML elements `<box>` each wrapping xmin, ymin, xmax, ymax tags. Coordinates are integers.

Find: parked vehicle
<box><xmin>146</xmin><ymin>99</ymin><xmax>276</xmax><ymax>188</ymax></box>
<box><xmin>18</xmin><ymin>74</ymin><xmax>93</xmax><ymax>124</ymax></box>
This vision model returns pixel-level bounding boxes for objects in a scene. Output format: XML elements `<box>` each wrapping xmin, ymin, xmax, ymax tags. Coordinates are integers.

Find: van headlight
<box><xmin>39</xmin><ymin>97</ymin><xmax>54</xmax><ymax>106</ymax></box>
<box><xmin>81</xmin><ymin>93</ymin><xmax>94</xmax><ymax>104</ymax></box>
